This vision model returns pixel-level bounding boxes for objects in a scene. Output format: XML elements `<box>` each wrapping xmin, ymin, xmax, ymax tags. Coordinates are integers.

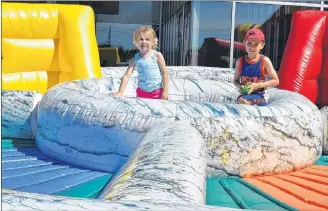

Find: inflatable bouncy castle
<box><xmin>278</xmin><ymin>11</ymin><xmax>328</xmax><ymax>109</ymax></box>
<box><xmin>2</xmin><ymin>2</ymin><xmax>328</xmax><ymax>211</ymax></box>
<box><xmin>2</xmin><ymin>3</ymin><xmax>102</xmax><ymax>94</ymax></box>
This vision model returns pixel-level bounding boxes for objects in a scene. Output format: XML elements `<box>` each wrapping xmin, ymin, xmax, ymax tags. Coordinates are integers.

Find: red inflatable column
<box><xmin>319</xmin><ymin>18</ymin><xmax>328</xmax><ymax>107</ymax></box>
<box><xmin>278</xmin><ymin>11</ymin><xmax>327</xmax><ymax>103</ymax></box>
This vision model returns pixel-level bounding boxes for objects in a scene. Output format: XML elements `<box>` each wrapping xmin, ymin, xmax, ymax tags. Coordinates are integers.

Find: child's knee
<box><xmin>238</xmin><ymin>97</ymin><xmax>251</xmax><ymax>105</ymax></box>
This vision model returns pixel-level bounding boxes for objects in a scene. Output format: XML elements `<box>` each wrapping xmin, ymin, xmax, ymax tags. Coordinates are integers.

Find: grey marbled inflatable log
<box><xmin>97</xmin><ymin>121</ymin><xmax>206</xmax><ymax>204</ymax></box>
<box><xmin>100</xmin><ymin>77</ymin><xmax>239</xmax><ymax>102</ymax></box>
<box><xmin>2</xmin><ymin>189</ymin><xmax>259</xmax><ymax>211</ymax></box>
<box><xmin>321</xmin><ymin>106</ymin><xmax>328</xmax><ymax>154</ymax></box>
<box><xmin>101</xmin><ymin>66</ymin><xmax>235</xmax><ymax>82</ymax></box>
<box><xmin>36</xmin><ymin>78</ymin><xmax>237</xmax><ymax>173</ymax></box>
<box><xmin>36</xmin><ymin>78</ymin><xmax>323</xmax><ymax>177</ymax></box>
<box><xmin>1</xmin><ymin>90</ymin><xmax>42</xmax><ymax>138</ymax></box>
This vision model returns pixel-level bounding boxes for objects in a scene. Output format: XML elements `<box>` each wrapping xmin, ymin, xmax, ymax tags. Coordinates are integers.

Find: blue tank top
<box><xmin>238</xmin><ymin>55</ymin><xmax>267</xmax><ymax>93</ymax></box>
<box><xmin>134</xmin><ymin>50</ymin><xmax>163</xmax><ymax>92</ymax></box>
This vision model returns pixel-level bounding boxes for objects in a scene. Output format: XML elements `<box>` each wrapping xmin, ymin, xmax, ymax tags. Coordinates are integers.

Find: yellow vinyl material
<box><xmin>1</xmin><ymin>3</ymin><xmax>102</xmax><ymax>94</ymax></box>
<box><xmin>2</xmin><ymin>72</ymin><xmax>48</xmax><ymax>94</ymax></box>
<box><xmin>3</xmin><ymin>39</ymin><xmax>55</xmax><ymax>73</ymax></box>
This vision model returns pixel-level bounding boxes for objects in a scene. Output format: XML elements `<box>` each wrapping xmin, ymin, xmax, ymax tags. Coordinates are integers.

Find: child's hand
<box><xmin>110</xmin><ymin>91</ymin><xmax>123</xmax><ymax>97</ymax></box>
<box><xmin>248</xmin><ymin>83</ymin><xmax>261</xmax><ymax>94</ymax></box>
<box><xmin>161</xmin><ymin>91</ymin><xmax>168</xmax><ymax>100</ymax></box>
<box><xmin>240</xmin><ymin>84</ymin><xmax>250</xmax><ymax>95</ymax></box>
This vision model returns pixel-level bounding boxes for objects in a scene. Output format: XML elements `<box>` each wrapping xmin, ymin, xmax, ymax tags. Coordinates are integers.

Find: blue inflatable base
<box><xmin>2</xmin><ymin>138</ymin><xmax>112</xmax><ymax>198</ymax></box>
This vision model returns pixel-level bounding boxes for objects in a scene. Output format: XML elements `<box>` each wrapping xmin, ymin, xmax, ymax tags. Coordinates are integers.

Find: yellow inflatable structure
<box><xmin>2</xmin><ymin>2</ymin><xmax>102</xmax><ymax>94</ymax></box>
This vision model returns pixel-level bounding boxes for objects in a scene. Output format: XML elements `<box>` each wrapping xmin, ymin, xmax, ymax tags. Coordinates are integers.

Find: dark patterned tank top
<box><xmin>238</xmin><ymin>55</ymin><xmax>267</xmax><ymax>94</ymax></box>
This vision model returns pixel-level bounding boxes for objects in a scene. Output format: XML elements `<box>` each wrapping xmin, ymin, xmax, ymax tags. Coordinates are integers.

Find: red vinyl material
<box><xmin>319</xmin><ymin>17</ymin><xmax>328</xmax><ymax>107</ymax></box>
<box><xmin>215</xmin><ymin>38</ymin><xmax>246</xmax><ymax>52</ymax></box>
<box><xmin>278</xmin><ymin>11</ymin><xmax>328</xmax><ymax>106</ymax></box>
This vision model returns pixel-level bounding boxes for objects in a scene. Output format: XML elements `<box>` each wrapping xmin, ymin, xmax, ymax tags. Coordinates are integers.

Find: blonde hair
<box><xmin>133</xmin><ymin>26</ymin><xmax>158</xmax><ymax>50</ymax></box>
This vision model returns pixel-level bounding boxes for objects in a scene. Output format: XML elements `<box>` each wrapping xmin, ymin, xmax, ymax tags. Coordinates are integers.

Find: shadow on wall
<box><xmin>99</xmin><ymin>46</ymin><xmax>139</xmax><ymax>67</ymax></box>
<box><xmin>98</xmin><ymin>47</ymin><xmax>120</xmax><ymax>67</ymax></box>
<box><xmin>198</xmin><ymin>38</ymin><xmax>246</xmax><ymax>68</ymax></box>
<box><xmin>197</xmin><ymin>24</ymin><xmax>258</xmax><ymax>68</ymax></box>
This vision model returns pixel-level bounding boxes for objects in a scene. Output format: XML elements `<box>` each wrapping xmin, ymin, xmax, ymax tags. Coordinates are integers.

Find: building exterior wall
<box><xmin>161</xmin><ymin>1</ymin><xmax>190</xmax><ymax>66</ymax></box>
<box><xmin>94</xmin><ymin>2</ymin><xmax>161</xmax><ymax>63</ymax></box>
<box><xmin>161</xmin><ymin>1</ymin><xmax>327</xmax><ymax>71</ymax></box>
<box><xmin>46</xmin><ymin>1</ymin><xmax>328</xmax><ymax>69</ymax></box>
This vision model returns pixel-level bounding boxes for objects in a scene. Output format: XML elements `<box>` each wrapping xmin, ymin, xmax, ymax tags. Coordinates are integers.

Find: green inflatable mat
<box><xmin>206</xmin><ymin>177</ymin><xmax>297</xmax><ymax>210</ymax></box>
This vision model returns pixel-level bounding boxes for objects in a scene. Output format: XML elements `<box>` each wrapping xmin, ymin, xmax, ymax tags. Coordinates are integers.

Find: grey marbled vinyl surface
<box><xmin>35</xmin><ymin>77</ymin><xmax>237</xmax><ymax>173</ymax></box>
<box><xmin>97</xmin><ymin>121</ymin><xmax>207</xmax><ymax>204</ymax></box>
<box><xmin>86</xmin><ymin>77</ymin><xmax>239</xmax><ymax>102</ymax></box>
<box><xmin>2</xmin><ymin>66</ymin><xmax>325</xmax><ymax>210</ymax></box>
<box><xmin>321</xmin><ymin>106</ymin><xmax>328</xmax><ymax>154</ymax></box>
<box><xmin>2</xmin><ymin>189</ymin><xmax>262</xmax><ymax>211</ymax></box>
<box><xmin>1</xmin><ymin>90</ymin><xmax>42</xmax><ymax>138</ymax></box>
<box><xmin>36</xmin><ymin>78</ymin><xmax>323</xmax><ymax>177</ymax></box>
<box><xmin>101</xmin><ymin>66</ymin><xmax>235</xmax><ymax>82</ymax></box>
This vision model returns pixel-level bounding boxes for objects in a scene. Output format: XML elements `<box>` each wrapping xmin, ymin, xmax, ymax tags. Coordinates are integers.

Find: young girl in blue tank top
<box><xmin>234</xmin><ymin>28</ymin><xmax>279</xmax><ymax>106</ymax></box>
<box><xmin>112</xmin><ymin>26</ymin><xmax>169</xmax><ymax>100</ymax></box>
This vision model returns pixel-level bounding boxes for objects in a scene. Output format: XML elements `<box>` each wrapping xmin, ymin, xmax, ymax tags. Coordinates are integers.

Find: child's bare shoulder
<box><xmin>262</xmin><ymin>55</ymin><xmax>272</xmax><ymax>63</ymax></box>
<box><xmin>235</xmin><ymin>57</ymin><xmax>243</xmax><ymax>67</ymax></box>
<box><xmin>155</xmin><ymin>51</ymin><xmax>165</xmax><ymax>60</ymax></box>
<box><xmin>155</xmin><ymin>51</ymin><xmax>163</xmax><ymax>57</ymax></box>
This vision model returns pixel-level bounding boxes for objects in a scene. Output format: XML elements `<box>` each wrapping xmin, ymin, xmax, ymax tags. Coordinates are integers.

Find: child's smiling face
<box><xmin>244</xmin><ymin>38</ymin><xmax>265</xmax><ymax>58</ymax></box>
<box><xmin>135</xmin><ymin>32</ymin><xmax>154</xmax><ymax>54</ymax></box>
